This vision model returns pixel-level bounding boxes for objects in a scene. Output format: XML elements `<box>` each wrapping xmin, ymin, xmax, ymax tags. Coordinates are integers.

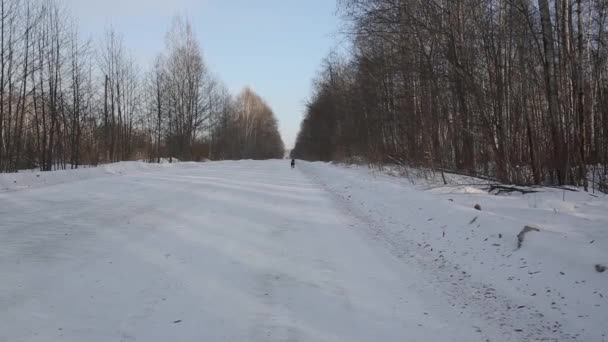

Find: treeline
<box><xmin>0</xmin><ymin>0</ymin><xmax>283</xmax><ymax>172</ymax></box>
<box><xmin>210</xmin><ymin>87</ymin><xmax>284</xmax><ymax>160</ymax></box>
<box><xmin>293</xmin><ymin>0</ymin><xmax>608</xmax><ymax>189</ymax></box>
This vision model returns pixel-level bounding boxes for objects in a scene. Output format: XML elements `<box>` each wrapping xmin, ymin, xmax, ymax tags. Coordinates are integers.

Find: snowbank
<box><xmin>303</xmin><ymin>161</ymin><xmax>608</xmax><ymax>341</ymax></box>
<box><xmin>0</xmin><ymin>161</ymin><xmax>201</xmax><ymax>193</ymax></box>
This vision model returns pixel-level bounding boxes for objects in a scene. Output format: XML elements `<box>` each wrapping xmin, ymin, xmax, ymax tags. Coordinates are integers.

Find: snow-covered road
<box><xmin>1</xmin><ymin>160</ymin><xmax>606</xmax><ymax>341</ymax></box>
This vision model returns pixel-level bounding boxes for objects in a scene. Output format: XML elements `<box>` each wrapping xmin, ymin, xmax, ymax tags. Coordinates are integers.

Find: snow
<box><xmin>303</xmin><ymin>161</ymin><xmax>608</xmax><ymax>341</ymax></box>
<box><xmin>1</xmin><ymin>160</ymin><xmax>607</xmax><ymax>341</ymax></box>
<box><xmin>0</xmin><ymin>161</ymin><xmax>197</xmax><ymax>193</ymax></box>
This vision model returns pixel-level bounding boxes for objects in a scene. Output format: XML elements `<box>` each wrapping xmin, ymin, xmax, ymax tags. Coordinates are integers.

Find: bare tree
<box><xmin>0</xmin><ymin>2</ymin><xmax>284</xmax><ymax>171</ymax></box>
<box><xmin>294</xmin><ymin>0</ymin><xmax>608</xmax><ymax>191</ymax></box>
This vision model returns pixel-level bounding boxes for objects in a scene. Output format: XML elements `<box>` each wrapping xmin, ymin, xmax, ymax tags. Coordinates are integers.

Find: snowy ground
<box><xmin>1</xmin><ymin>160</ymin><xmax>607</xmax><ymax>341</ymax></box>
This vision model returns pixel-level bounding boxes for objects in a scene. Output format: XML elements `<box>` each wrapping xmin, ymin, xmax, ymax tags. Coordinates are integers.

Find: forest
<box><xmin>0</xmin><ymin>0</ymin><xmax>284</xmax><ymax>173</ymax></box>
<box><xmin>292</xmin><ymin>0</ymin><xmax>608</xmax><ymax>190</ymax></box>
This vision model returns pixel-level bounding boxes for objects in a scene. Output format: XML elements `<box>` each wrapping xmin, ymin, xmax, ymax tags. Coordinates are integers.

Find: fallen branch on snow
<box><xmin>487</xmin><ymin>184</ymin><xmax>539</xmax><ymax>195</ymax></box>
<box><xmin>517</xmin><ymin>225</ymin><xmax>540</xmax><ymax>249</ymax></box>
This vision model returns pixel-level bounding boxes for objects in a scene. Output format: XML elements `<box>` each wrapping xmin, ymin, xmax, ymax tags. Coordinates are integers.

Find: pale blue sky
<box><xmin>65</xmin><ymin>0</ymin><xmax>340</xmax><ymax>149</ymax></box>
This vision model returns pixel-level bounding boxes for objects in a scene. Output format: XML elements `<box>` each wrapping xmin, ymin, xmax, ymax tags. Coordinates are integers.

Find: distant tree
<box><xmin>210</xmin><ymin>87</ymin><xmax>284</xmax><ymax>160</ymax></box>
